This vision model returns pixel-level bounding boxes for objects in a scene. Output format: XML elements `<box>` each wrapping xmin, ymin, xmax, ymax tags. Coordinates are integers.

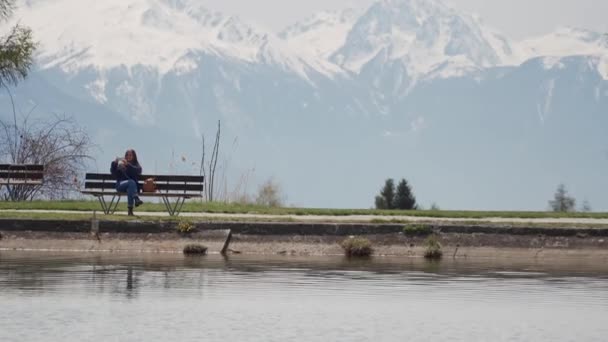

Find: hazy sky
<box><xmin>197</xmin><ymin>0</ymin><xmax>608</xmax><ymax>40</ymax></box>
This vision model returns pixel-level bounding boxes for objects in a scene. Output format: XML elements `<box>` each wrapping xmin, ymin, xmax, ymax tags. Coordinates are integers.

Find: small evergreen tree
<box><xmin>375</xmin><ymin>178</ymin><xmax>395</xmax><ymax>209</ymax></box>
<box><xmin>548</xmin><ymin>184</ymin><xmax>576</xmax><ymax>212</ymax></box>
<box><xmin>394</xmin><ymin>178</ymin><xmax>417</xmax><ymax>210</ymax></box>
<box><xmin>374</xmin><ymin>195</ymin><xmax>388</xmax><ymax>210</ymax></box>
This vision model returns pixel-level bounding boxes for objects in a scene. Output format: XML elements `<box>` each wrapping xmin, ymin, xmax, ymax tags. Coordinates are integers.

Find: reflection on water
<box><xmin>1</xmin><ymin>251</ymin><xmax>607</xmax><ymax>341</ymax></box>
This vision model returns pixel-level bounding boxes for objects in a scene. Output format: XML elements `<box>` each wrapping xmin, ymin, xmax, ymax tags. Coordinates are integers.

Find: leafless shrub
<box><xmin>0</xmin><ymin>100</ymin><xmax>93</xmax><ymax>200</ymax></box>
<box><xmin>255</xmin><ymin>177</ymin><xmax>285</xmax><ymax>207</ymax></box>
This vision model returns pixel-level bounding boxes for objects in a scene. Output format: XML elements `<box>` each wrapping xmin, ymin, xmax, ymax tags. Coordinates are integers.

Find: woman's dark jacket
<box><xmin>110</xmin><ymin>161</ymin><xmax>142</xmax><ymax>192</ymax></box>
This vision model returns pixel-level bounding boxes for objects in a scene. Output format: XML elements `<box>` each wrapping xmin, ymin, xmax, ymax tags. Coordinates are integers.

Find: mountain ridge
<box><xmin>9</xmin><ymin>0</ymin><xmax>608</xmax><ymax>80</ymax></box>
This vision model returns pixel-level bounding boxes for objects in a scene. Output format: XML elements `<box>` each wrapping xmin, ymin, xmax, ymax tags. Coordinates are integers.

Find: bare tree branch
<box><xmin>0</xmin><ymin>110</ymin><xmax>94</xmax><ymax>201</ymax></box>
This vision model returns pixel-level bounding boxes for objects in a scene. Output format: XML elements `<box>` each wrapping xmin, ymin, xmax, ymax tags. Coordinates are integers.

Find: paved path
<box><xmin>2</xmin><ymin>209</ymin><xmax>608</xmax><ymax>225</ymax></box>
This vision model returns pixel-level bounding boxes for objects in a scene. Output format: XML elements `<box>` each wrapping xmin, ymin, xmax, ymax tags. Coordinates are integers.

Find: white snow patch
<box><xmin>173</xmin><ymin>57</ymin><xmax>198</xmax><ymax>75</ymax></box>
<box><xmin>542</xmin><ymin>79</ymin><xmax>555</xmax><ymax>116</ymax></box>
<box><xmin>599</xmin><ymin>56</ymin><xmax>608</xmax><ymax>80</ymax></box>
<box><xmin>536</xmin><ymin>79</ymin><xmax>555</xmax><ymax>124</ymax></box>
<box><xmin>85</xmin><ymin>77</ymin><xmax>107</xmax><ymax>104</ymax></box>
<box><xmin>542</xmin><ymin>57</ymin><xmax>566</xmax><ymax>70</ymax></box>
<box><xmin>536</xmin><ymin>103</ymin><xmax>545</xmax><ymax>125</ymax></box>
<box><xmin>522</xmin><ymin>27</ymin><xmax>606</xmax><ymax>58</ymax></box>
<box><xmin>115</xmin><ymin>80</ymin><xmax>155</xmax><ymax>124</ymax></box>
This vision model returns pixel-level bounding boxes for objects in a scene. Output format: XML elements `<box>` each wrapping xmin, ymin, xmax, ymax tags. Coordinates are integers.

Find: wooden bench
<box><xmin>0</xmin><ymin>164</ymin><xmax>45</xmax><ymax>200</ymax></box>
<box><xmin>82</xmin><ymin>173</ymin><xmax>204</xmax><ymax>216</ymax></box>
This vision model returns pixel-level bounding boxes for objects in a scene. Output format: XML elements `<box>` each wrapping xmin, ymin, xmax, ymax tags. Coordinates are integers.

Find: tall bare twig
<box><xmin>208</xmin><ymin>120</ymin><xmax>220</xmax><ymax>202</ymax></box>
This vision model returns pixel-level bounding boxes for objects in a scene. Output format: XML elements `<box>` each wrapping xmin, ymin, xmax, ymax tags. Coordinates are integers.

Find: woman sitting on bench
<box><xmin>110</xmin><ymin>149</ymin><xmax>143</xmax><ymax>216</ymax></box>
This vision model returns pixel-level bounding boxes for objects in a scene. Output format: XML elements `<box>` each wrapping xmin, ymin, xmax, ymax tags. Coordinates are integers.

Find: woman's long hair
<box><xmin>125</xmin><ymin>149</ymin><xmax>140</xmax><ymax>167</ymax></box>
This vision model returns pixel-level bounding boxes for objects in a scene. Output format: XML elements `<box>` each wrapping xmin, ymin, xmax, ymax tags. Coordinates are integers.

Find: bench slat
<box><xmin>85</xmin><ymin>173</ymin><xmax>203</xmax><ymax>182</ymax></box>
<box><xmin>0</xmin><ymin>164</ymin><xmax>44</xmax><ymax>171</ymax></box>
<box><xmin>0</xmin><ymin>180</ymin><xmax>43</xmax><ymax>185</ymax></box>
<box><xmin>81</xmin><ymin>191</ymin><xmax>202</xmax><ymax>198</ymax></box>
<box><xmin>85</xmin><ymin>181</ymin><xmax>204</xmax><ymax>192</ymax></box>
<box><xmin>0</xmin><ymin>172</ymin><xmax>44</xmax><ymax>180</ymax></box>
<box><xmin>85</xmin><ymin>173</ymin><xmax>114</xmax><ymax>180</ymax></box>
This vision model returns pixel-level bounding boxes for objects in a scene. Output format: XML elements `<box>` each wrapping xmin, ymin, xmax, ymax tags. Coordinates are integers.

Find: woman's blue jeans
<box><xmin>117</xmin><ymin>179</ymin><xmax>138</xmax><ymax>207</ymax></box>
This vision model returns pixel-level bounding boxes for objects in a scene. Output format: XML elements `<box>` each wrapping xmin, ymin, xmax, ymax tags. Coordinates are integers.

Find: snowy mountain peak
<box><xmin>330</xmin><ymin>0</ymin><xmax>517</xmax><ymax>76</ymax></box>
<box><xmin>521</xmin><ymin>27</ymin><xmax>608</xmax><ymax>80</ymax></box>
<box><xmin>280</xmin><ymin>9</ymin><xmax>360</xmax><ymax>40</ymax></box>
<box><xmin>216</xmin><ymin>16</ymin><xmax>264</xmax><ymax>47</ymax></box>
<box><xmin>9</xmin><ymin>0</ymin><xmax>297</xmax><ymax>74</ymax></box>
<box><xmin>279</xmin><ymin>8</ymin><xmax>361</xmax><ymax>60</ymax></box>
<box><xmin>522</xmin><ymin>27</ymin><xmax>608</xmax><ymax>58</ymax></box>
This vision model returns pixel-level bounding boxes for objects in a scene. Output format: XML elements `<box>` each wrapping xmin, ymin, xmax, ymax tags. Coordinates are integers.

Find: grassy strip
<box><xmin>0</xmin><ymin>200</ymin><xmax>607</xmax><ymax>219</ymax></box>
<box><xmin>0</xmin><ymin>212</ymin><xmax>606</xmax><ymax>229</ymax></box>
<box><xmin>0</xmin><ymin>211</ymin><xmax>296</xmax><ymax>223</ymax></box>
<box><xmin>378</xmin><ymin>219</ymin><xmax>608</xmax><ymax>229</ymax></box>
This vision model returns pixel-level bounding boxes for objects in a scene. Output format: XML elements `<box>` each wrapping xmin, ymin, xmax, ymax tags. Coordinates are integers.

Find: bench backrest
<box><xmin>0</xmin><ymin>164</ymin><xmax>44</xmax><ymax>183</ymax></box>
<box><xmin>84</xmin><ymin>173</ymin><xmax>204</xmax><ymax>194</ymax></box>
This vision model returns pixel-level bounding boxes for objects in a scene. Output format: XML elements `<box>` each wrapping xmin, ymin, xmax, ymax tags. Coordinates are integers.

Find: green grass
<box><xmin>403</xmin><ymin>224</ymin><xmax>433</xmax><ymax>236</ymax></box>
<box><xmin>423</xmin><ymin>234</ymin><xmax>443</xmax><ymax>260</ymax></box>
<box><xmin>0</xmin><ymin>210</ymin><xmax>606</xmax><ymax>229</ymax></box>
<box><xmin>0</xmin><ymin>211</ymin><xmax>294</xmax><ymax>223</ymax></box>
<box><xmin>341</xmin><ymin>237</ymin><xmax>373</xmax><ymax>257</ymax></box>
<box><xmin>0</xmin><ymin>200</ymin><xmax>607</xmax><ymax>219</ymax></box>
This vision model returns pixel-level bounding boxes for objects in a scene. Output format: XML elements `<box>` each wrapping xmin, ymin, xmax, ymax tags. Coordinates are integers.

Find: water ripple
<box><xmin>1</xmin><ymin>251</ymin><xmax>608</xmax><ymax>341</ymax></box>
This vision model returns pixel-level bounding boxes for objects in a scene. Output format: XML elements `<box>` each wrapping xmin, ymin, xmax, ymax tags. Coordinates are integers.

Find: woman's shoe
<box><xmin>134</xmin><ymin>197</ymin><xmax>143</xmax><ymax>207</ymax></box>
<box><xmin>128</xmin><ymin>207</ymin><xmax>134</xmax><ymax>216</ymax></box>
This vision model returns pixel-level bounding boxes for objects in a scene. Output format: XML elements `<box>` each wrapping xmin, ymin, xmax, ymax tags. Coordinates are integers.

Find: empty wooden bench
<box><xmin>81</xmin><ymin>173</ymin><xmax>204</xmax><ymax>216</ymax></box>
<box><xmin>0</xmin><ymin>164</ymin><xmax>45</xmax><ymax>200</ymax></box>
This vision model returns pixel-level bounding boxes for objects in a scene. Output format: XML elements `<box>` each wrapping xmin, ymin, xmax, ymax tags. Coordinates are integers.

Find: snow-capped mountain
<box><xmin>14</xmin><ymin>0</ymin><xmax>606</xmax><ymax>81</ymax></box>
<box><xmin>13</xmin><ymin>0</ymin><xmax>335</xmax><ymax>78</ymax></box>
<box><xmin>329</xmin><ymin>0</ymin><xmax>519</xmax><ymax>77</ymax></box>
<box><xmin>522</xmin><ymin>27</ymin><xmax>608</xmax><ymax>79</ymax></box>
<box><xmin>2</xmin><ymin>0</ymin><xmax>608</xmax><ymax>210</ymax></box>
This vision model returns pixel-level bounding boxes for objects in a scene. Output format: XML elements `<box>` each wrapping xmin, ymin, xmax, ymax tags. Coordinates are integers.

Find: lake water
<box><xmin>1</xmin><ymin>251</ymin><xmax>607</xmax><ymax>341</ymax></box>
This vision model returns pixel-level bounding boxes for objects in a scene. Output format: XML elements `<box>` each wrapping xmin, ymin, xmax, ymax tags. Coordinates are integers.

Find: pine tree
<box><xmin>375</xmin><ymin>178</ymin><xmax>395</xmax><ymax>209</ymax></box>
<box><xmin>0</xmin><ymin>0</ymin><xmax>36</xmax><ymax>87</ymax></box>
<box><xmin>394</xmin><ymin>178</ymin><xmax>417</xmax><ymax>210</ymax></box>
<box><xmin>374</xmin><ymin>195</ymin><xmax>388</xmax><ymax>210</ymax></box>
<box><xmin>548</xmin><ymin>184</ymin><xmax>576</xmax><ymax>212</ymax></box>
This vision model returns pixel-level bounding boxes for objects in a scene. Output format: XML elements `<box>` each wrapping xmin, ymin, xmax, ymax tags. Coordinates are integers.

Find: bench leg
<box><xmin>97</xmin><ymin>195</ymin><xmax>121</xmax><ymax>215</ymax></box>
<box><xmin>161</xmin><ymin>196</ymin><xmax>186</xmax><ymax>216</ymax></box>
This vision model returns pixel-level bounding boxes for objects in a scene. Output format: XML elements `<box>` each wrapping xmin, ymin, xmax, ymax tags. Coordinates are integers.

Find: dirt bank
<box><xmin>1</xmin><ymin>218</ymin><xmax>607</xmax><ymax>258</ymax></box>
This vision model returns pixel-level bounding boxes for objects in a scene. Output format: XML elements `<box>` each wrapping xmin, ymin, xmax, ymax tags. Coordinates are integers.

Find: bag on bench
<box><xmin>143</xmin><ymin>178</ymin><xmax>156</xmax><ymax>192</ymax></box>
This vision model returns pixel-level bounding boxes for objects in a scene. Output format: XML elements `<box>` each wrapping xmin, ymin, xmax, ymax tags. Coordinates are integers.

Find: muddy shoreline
<box><xmin>1</xmin><ymin>218</ymin><xmax>607</xmax><ymax>257</ymax></box>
